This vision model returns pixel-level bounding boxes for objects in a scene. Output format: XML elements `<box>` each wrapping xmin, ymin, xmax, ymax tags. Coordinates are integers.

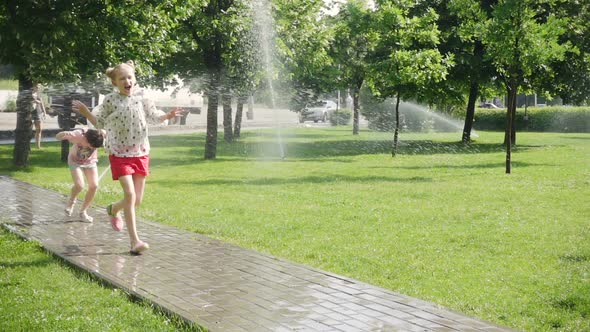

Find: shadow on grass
<box><xmin>369</xmin><ymin>160</ymin><xmax>558</xmax><ymax>170</ymax></box>
<box><xmin>0</xmin><ymin>131</ymin><xmax>555</xmax><ymax>172</ymax></box>
<box><xmin>0</xmin><ymin>257</ymin><xmax>53</xmax><ymax>269</ymax></box>
<box><xmin>0</xmin><ymin>143</ymin><xmax>76</xmax><ymax>172</ymax></box>
<box><xmin>560</xmin><ymin>253</ymin><xmax>590</xmax><ymax>263</ymax></box>
<box><xmin>551</xmin><ymin>284</ymin><xmax>590</xmax><ymax>321</ymax></box>
<box><xmin>146</xmin><ymin>132</ymin><xmax>552</xmax><ymax>169</ymax></box>
<box><xmin>283</xmin><ymin>140</ymin><xmax>548</xmax><ymax>158</ymax></box>
<box><xmin>559</xmin><ymin>135</ymin><xmax>590</xmax><ymax>140</ymax></box>
<box><xmin>151</xmin><ymin>174</ymin><xmax>433</xmax><ymax>187</ymax></box>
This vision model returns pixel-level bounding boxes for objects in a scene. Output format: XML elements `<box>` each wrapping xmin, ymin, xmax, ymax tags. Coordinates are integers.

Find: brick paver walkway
<box><xmin>0</xmin><ymin>176</ymin><xmax>513</xmax><ymax>332</ymax></box>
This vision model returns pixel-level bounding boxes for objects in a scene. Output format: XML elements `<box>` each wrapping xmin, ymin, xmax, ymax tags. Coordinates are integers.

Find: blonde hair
<box><xmin>105</xmin><ymin>60</ymin><xmax>135</xmax><ymax>80</ymax></box>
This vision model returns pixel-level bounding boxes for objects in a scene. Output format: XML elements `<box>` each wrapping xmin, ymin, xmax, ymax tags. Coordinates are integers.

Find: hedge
<box><xmin>330</xmin><ymin>108</ymin><xmax>353</xmax><ymax>126</ymax></box>
<box><xmin>473</xmin><ymin>106</ymin><xmax>590</xmax><ymax>132</ymax></box>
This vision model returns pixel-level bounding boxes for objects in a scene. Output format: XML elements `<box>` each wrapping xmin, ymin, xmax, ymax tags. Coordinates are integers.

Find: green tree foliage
<box><xmin>274</xmin><ymin>0</ymin><xmax>332</xmax><ymax>111</ymax></box>
<box><xmin>367</xmin><ymin>0</ymin><xmax>453</xmax><ymax>156</ymax></box>
<box><xmin>161</xmin><ymin>0</ymin><xmax>255</xmax><ymax>158</ymax></box>
<box><xmin>435</xmin><ymin>0</ymin><xmax>500</xmax><ymax>143</ymax></box>
<box><xmin>0</xmin><ymin>1</ymin><xmax>109</xmax><ymax>166</ymax></box>
<box><xmin>481</xmin><ymin>0</ymin><xmax>570</xmax><ymax>173</ymax></box>
<box><xmin>329</xmin><ymin>0</ymin><xmax>375</xmax><ymax>135</ymax></box>
<box><xmin>537</xmin><ymin>0</ymin><xmax>590</xmax><ymax>105</ymax></box>
<box><xmin>0</xmin><ymin>0</ymin><xmax>196</xmax><ymax>167</ymax></box>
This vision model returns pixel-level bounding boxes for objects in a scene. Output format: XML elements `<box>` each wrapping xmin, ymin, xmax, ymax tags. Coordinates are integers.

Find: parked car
<box><xmin>480</xmin><ymin>102</ymin><xmax>500</xmax><ymax>109</ymax></box>
<box><xmin>299</xmin><ymin>100</ymin><xmax>337</xmax><ymax>123</ymax></box>
<box><xmin>47</xmin><ymin>92</ymin><xmax>92</xmax><ymax>129</ymax></box>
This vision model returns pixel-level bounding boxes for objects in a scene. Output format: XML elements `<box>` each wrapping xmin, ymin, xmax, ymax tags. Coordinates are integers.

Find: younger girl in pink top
<box><xmin>56</xmin><ymin>128</ymin><xmax>105</xmax><ymax>222</ymax></box>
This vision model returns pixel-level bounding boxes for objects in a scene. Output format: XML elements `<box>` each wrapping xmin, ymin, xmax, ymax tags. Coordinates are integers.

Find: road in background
<box><xmin>0</xmin><ymin>104</ymin><xmax>368</xmax><ymax>145</ymax></box>
<box><xmin>0</xmin><ymin>105</ymin><xmax>301</xmax><ymax>132</ymax></box>
<box><xmin>0</xmin><ymin>105</ymin><xmax>333</xmax><ymax>144</ymax></box>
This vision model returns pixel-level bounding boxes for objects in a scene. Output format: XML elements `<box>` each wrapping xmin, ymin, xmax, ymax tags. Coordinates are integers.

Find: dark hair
<box><xmin>85</xmin><ymin>129</ymin><xmax>104</xmax><ymax>148</ymax></box>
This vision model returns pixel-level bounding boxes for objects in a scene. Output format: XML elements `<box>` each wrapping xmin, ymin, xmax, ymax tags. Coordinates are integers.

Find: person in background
<box><xmin>32</xmin><ymin>84</ymin><xmax>47</xmax><ymax>149</ymax></box>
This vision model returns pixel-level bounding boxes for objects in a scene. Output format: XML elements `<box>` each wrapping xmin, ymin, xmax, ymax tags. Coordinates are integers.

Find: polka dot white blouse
<box><xmin>94</xmin><ymin>91</ymin><xmax>166</xmax><ymax>157</ymax></box>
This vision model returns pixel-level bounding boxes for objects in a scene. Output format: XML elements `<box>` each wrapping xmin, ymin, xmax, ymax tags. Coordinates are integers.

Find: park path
<box><xmin>0</xmin><ymin>176</ymin><xmax>513</xmax><ymax>332</ymax></box>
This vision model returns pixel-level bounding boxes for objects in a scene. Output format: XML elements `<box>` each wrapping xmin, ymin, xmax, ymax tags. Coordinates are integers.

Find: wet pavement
<box><xmin>0</xmin><ymin>176</ymin><xmax>514</xmax><ymax>331</ymax></box>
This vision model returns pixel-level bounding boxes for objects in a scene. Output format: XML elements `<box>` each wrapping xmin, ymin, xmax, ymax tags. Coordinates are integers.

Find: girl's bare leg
<box><xmin>111</xmin><ymin>174</ymin><xmax>145</xmax><ymax>247</ymax></box>
<box><xmin>79</xmin><ymin>167</ymin><xmax>99</xmax><ymax>221</ymax></box>
<box><xmin>133</xmin><ymin>174</ymin><xmax>146</xmax><ymax>207</ymax></box>
<box><xmin>34</xmin><ymin>120</ymin><xmax>42</xmax><ymax>149</ymax></box>
<box><xmin>66</xmin><ymin>167</ymin><xmax>85</xmax><ymax>215</ymax></box>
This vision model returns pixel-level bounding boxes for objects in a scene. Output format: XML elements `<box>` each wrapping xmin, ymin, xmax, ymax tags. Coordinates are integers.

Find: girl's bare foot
<box><xmin>79</xmin><ymin>210</ymin><xmax>93</xmax><ymax>222</ymax></box>
<box><xmin>65</xmin><ymin>200</ymin><xmax>75</xmax><ymax>216</ymax></box>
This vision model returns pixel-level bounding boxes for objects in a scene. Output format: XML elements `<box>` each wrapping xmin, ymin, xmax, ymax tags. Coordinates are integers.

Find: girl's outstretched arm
<box><xmin>55</xmin><ymin>129</ymin><xmax>84</xmax><ymax>143</ymax></box>
<box><xmin>159</xmin><ymin>107</ymin><xmax>186</xmax><ymax>123</ymax></box>
<box><xmin>55</xmin><ymin>131</ymin><xmax>68</xmax><ymax>140</ymax></box>
<box><xmin>73</xmin><ymin>100</ymin><xmax>97</xmax><ymax>126</ymax></box>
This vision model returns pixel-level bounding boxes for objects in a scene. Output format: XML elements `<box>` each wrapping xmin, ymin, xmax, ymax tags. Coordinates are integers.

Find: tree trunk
<box><xmin>222</xmin><ymin>93</ymin><xmax>233</xmax><ymax>143</ymax></box>
<box><xmin>13</xmin><ymin>75</ymin><xmax>34</xmax><ymax>168</ymax></box>
<box><xmin>60</xmin><ymin>94</ymin><xmax>74</xmax><ymax>162</ymax></box>
<box><xmin>205</xmin><ymin>91</ymin><xmax>219</xmax><ymax>160</ymax></box>
<box><xmin>203</xmin><ymin>23</ymin><xmax>223</xmax><ymax>160</ymax></box>
<box><xmin>392</xmin><ymin>93</ymin><xmax>401</xmax><ymax>157</ymax></box>
<box><xmin>463</xmin><ymin>40</ymin><xmax>484</xmax><ymax>143</ymax></box>
<box><xmin>462</xmin><ymin>80</ymin><xmax>478</xmax><ymax>143</ymax></box>
<box><xmin>510</xmin><ymin>99</ymin><xmax>517</xmax><ymax>145</ymax></box>
<box><xmin>234</xmin><ymin>96</ymin><xmax>246</xmax><ymax>138</ymax></box>
<box><xmin>504</xmin><ymin>80</ymin><xmax>518</xmax><ymax>174</ymax></box>
<box><xmin>503</xmin><ymin>81</ymin><xmax>518</xmax><ymax>147</ymax></box>
<box><xmin>352</xmin><ymin>86</ymin><xmax>360</xmax><ymax>135</ymax></box>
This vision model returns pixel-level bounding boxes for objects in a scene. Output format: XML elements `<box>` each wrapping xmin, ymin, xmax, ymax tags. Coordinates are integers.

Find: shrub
<box><xmin>330</xmin><ymin>108</ymin><xmax>352</xmax><ymax>126</ymax></box>
<box><xmin>3</xmin><ymin>98</ymin><xmax>16</xmax><ymax>112</ymax></box>
<box><xmin>473</xmin><ymin>106</ymin><xmax>590</xmax><ymax>132</ymax></box>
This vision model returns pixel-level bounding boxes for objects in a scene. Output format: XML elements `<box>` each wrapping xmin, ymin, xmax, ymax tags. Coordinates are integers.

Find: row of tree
<box><xmin>324</xmin><ymin>0</ymin><xmax>588</xmax><ymax>173</ymax></box>
<box><xmin>1</xmin><ymin>0</ymin><xmax>589</xmax><ymax>173</ymax></box>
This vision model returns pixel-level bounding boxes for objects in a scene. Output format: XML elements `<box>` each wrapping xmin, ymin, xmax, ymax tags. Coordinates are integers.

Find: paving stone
<box><xmin>0</xmin><ymin>176</ymin><xmax>515</xmax><ymax>332</ymax></box>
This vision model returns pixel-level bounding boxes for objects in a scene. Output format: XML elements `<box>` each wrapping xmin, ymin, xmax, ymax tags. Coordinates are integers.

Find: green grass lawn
<box><xmin>0</xmin><ymin>79</ymin><xmax>18</xmax><ymax>90</ymax></box>
<box><xmin>1</xmin><ymin>128</ymin><xmax>589</xmax><ymax>331</ymax></box>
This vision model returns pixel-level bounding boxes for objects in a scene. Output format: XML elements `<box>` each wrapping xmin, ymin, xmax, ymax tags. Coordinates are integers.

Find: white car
<box><xmin>480</xmin><ymin>102</ymin><xmax>499</xmax><ymax>109</ymax></box>
<box><xmin>299</xmin><ymin>100</ymin><xmax>337</xmax><ymax>123</ymax></box>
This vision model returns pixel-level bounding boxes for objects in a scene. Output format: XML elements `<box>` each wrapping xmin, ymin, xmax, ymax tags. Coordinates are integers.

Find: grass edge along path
<box><xmin>0</xmin><ymin>226</ymin><xmax>205</xmax><ymax>332</ymax></box>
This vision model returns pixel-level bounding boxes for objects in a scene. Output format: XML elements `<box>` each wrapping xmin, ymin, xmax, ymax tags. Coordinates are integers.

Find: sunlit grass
<box><xmin>0</xmin><ymin>79</ymin><xmax>18</xmax><ymax>90</ymax></box>
<box><xmin>1</xmin><ymin>127</ymin><xmax>589</xmax><ymax>331</ymax></box>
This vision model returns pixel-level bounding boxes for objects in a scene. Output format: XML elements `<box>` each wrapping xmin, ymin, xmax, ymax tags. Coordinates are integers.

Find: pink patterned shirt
<box><xmin>60</xmin><ymin>129</ymin><xmax>99</xmax><ymax>167</ymax></box>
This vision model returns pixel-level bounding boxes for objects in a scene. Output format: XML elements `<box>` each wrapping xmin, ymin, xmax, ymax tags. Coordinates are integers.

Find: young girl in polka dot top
<box><xmin>73</xmin><ymin>60</ymin><xmax>184</xmax><ymax>255</ymax></box>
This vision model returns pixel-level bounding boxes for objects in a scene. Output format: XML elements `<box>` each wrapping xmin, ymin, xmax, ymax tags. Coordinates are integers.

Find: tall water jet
<box><xmin>253</xmin><ymin>0</ymin><xmax>285</xmax><ymax>159</ymax></box>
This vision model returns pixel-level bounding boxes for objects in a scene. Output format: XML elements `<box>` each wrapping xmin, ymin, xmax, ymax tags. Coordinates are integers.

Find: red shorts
<box><xmin>109</xmin><ymin>155</ymin><xmax>150</xmax><ymax>180</ymax></box>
